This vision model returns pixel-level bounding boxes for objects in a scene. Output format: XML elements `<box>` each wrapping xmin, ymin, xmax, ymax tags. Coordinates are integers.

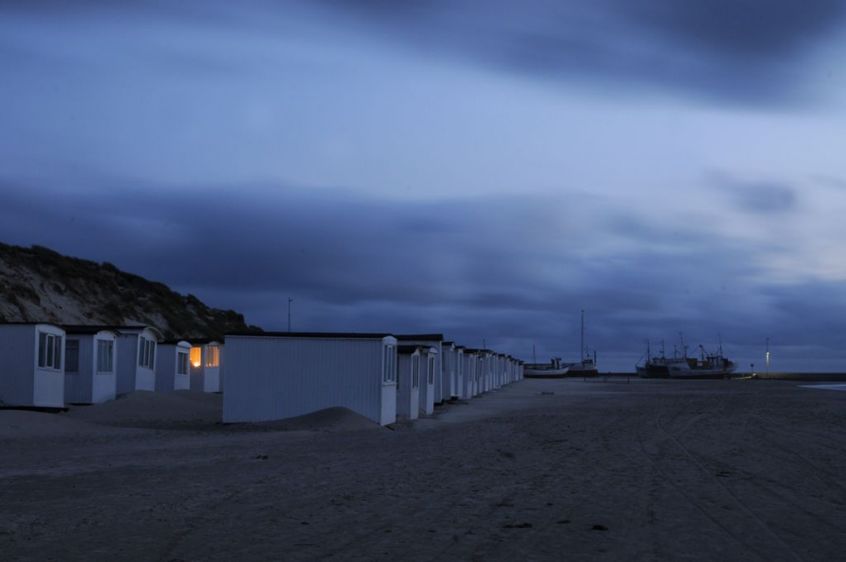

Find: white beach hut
<box><xmin>511</xmin><ymin>357</ymin><xmax>522</xmax><ymax>382</ymax></box>
<box><xmin>63</xmin><ymin>326</ymin><xmax>118</xmax><ymax>404</ymax></box>
<box><xmin>115</xmin><ymin>326</ymin><xmax>161</xmax><ymax>395</ymax></box>
<box><xmin>397</xmin><ymin>345</ymin><xmax>422</xmax><ymax>420</ymax></box>
<box><xmin>397</xmin><ymin>334</ymin><xmax>445</xmax><ymax>404</ymax></box>
<box><xmin>455</xmin><ymin>345</ymin><xmax>465</xmax><ymax>398</ymax></box>
<box><xmin>155</xmin><ymin>340</ymin><xmax>191</xmax><ymax>392</ymax></box>
<box><xmin>188</xmin><ymin>339</ymin><xmax>222</xmax><ymax>393</ymax></box>
<box><xmin>479</xmin><ymin>349</ymin><xmax>493</xmax><ymax>393</ymax></box>
<box><xmin>223</xmin><ymin>332</ymin><xmax>398</xmax><ymax>426</ymax></box>
<box><xmin>460</xmin><ymin>348</ymin><xmax>476</xmax><ymax>399</ymax></box>
<box><xmin>442</xmin><ymin>341</ymin><xmax>458</xmax><ymax>399</ymax></box>
<box><xmin>495</xmin><ymin>353</ymin><xmax>506</xmax><ymax>389</ymax></box>
<box><xmin>0</xmin><ymin>323</ymin><xmax>65</xmax><ymax>408</ymax></box>
<box><xmin>418</xmin><ymin>346</ymin><xmax>438</xmax><ymax>416</ymax></box>
<box><xmin>490</xmin><ymin>352</ymin><xmax>499</xmax><ymax>390</ymax></box>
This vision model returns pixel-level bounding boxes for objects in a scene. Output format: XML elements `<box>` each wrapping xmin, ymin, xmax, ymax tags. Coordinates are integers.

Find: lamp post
<box><xmin>287</xmin><ymin>297</ymin><xmax>293</xmax><ymax>332</ymax></box>
<box><xmin>765</xmin><ymin>337</ymin><xmax>770</xmax><ymax>376</ymax></box>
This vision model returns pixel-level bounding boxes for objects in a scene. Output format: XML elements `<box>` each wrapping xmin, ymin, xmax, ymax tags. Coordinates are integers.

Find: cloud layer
<box><xmin>2</xmin><ymin>176</ymin><xmax>843</xmax><ymax>370</ymax></box>
<box><xmin>316</xmin><ymin>0</ymin><xmax>846</xmax><ymax>104</ymax></box>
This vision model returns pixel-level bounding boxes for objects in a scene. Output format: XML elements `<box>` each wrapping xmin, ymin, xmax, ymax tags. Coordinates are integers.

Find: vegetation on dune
<box><xmin>0</xmin><ymin>242</ymin><xmax>262</xmax><ymax>340</ymax></box>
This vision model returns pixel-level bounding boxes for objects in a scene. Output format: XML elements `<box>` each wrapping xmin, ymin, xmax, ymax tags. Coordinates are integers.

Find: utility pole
<box><xmin>287</xmin><ymin>297</ymin><xmax>293</xmax><ymax>332</ymax></box>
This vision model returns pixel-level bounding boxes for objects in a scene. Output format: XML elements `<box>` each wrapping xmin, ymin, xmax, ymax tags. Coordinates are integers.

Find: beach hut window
<box><xmin>190</xmin><ymin>347</ymin><xmax>202</xmax><ymax>368</ymax></box>
<box><xmin>205</xmin><ymin>345</ymin><xmax>220</xmax><ymax>368</ymax></box>
<box><xmin>138</xmin><ymin>337</ymin><xmax>156</xmax><ymax>369</ymax></box>
<box><xmin>65</xmin><ymin>339</ymin><xmax>80</xmax><ymax>373</ymax></box>
<box><xmin>427</xmin><ymin>356</ymin><xmax>435</xmax><ymax>385</ymax></box>
<box><xmin>38</xmin><ymin>332</ymin><xmax>62</xmax><ymax>370</ymax></box>
<box><xmin>412</xmin><ymin>355</ymin><xmax>420</xmax><ymax>388</ymax></box>
<box><xmin>177</xmin><ymin>351</ymin><xmax>189</xmax><ymax>375</ymax></box>
<box><xmin>382</xmin><ymin>345</ymin><xmax>396</xmax><ymax>383</ymax></box>
<box><xmin>97</xmin><ymin>340</ymin><xmax>113</xmax><ymax>373</ymax></box>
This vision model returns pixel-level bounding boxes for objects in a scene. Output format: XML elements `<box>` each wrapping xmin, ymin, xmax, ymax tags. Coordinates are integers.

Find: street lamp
<box><xmin>765</xmin><ymin>337</ymin><xmax>770</xmax><ymax>376</ymax></box>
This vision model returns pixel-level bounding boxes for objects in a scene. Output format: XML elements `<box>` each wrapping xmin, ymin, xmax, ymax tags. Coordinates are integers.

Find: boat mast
<box><xmin>580</xmin><ymin>309</ymin><xmax>585</xmax><ymax>362</ymax></box>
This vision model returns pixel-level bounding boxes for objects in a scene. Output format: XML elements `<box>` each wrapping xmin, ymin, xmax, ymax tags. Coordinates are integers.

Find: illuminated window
<box><xmin>190</xmin><ymin>347</ymin><xmax>202</xmax><ymax>368</ymax></box>
<box><xmin>205</xmin><ymin>345</ymin><xmax>220</xmax><ymax>368</ymax></box>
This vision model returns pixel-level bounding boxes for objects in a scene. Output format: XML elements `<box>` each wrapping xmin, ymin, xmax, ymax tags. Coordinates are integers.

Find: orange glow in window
<box><xmin>190</xmin><ymin>347</ymin><xmax>202</xmax><ymax>368</ymax></box>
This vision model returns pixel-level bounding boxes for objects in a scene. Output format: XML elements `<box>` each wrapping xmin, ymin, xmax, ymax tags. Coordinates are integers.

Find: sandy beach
<box><xmin>2</xmin><ymin>380</ymin><xmax>845</xmax><ymax>561</ymax></box>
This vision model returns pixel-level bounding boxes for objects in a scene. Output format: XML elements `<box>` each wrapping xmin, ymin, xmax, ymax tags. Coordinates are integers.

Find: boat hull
<box><xmin>668</xmin><ymin>370</ymin><xmax>736</xmax><ymax>380</ymax></box>
<box><xmin>636</xmin><ymin>366</ymin><xmax>669</xmax><ymax>378</ymax></box>
<box><xmin>567</xmin><ymin>366</ymin><xmax>598</xmax><ymax>378</ymax></box>
<box><xmin>524</xmin><ymin>367</ymin><xmax>570</xmax><ymax>379</ymax></box>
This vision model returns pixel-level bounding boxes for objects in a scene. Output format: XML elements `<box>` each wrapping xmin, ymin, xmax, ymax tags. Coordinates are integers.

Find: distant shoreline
<box><xmin>598</xmin><ymin>371</ymin><xmax>846</xmax><ymax>381</ymax></box>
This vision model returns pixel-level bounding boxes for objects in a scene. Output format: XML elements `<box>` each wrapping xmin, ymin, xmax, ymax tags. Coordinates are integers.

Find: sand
<box><xmin>2</xmin><ymin>379</ymin><xmax>845</xmax><ymax>561</ymax></box>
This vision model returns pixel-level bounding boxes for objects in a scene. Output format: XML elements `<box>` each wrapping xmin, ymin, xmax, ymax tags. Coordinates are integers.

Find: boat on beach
<box><xmin>524</xmin><ymin>359</ymin><xmax>570</xmax><ymax>378</ymax></box>
<box><xmin>637</xmin><ymin>337</ymin><xmax>736</xmax><ymax>379</ymax></box>
<box><xmin>567</xmin><ymin>355</ymin><xmax>598</xmax><ymax>377</ymax></box>
<box><xmin>568</xmin><ymin>310</ymin><xmax>598</xmax><ymax>377</ymax></box>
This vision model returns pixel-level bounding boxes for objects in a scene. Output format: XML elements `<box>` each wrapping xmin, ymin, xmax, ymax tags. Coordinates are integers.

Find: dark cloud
<box><xmin>2</xmin><ymin>175</ymin><xmax>842</xmax><ymax>369</ymax></box>
<box><xmin>315</xmin><ymin>0</ymin><xmax>846</xmax><ymax>104</ymax></box>
<box><xmin>708</xmin><ymin>172</ymin><xmax>799</xmax><ymax>214</ymax></box>
<box><xmin>3</xmin><ymin>1</ymin><xmax>842</xmax><ymax>104</ymax></box>
<box><xmin>618</xmin><ymin>0</ymin><xmax>845</xmax><ymax>58</ymax></box>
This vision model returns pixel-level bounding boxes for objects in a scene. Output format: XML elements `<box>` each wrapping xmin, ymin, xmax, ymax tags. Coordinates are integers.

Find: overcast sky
<box><xmin>2</xmin><ymin>1</ymin><xmax>846</xmax><ymax>370</ymax></box>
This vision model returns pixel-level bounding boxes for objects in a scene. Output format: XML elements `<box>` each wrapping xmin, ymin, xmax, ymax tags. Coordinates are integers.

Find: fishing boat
<box><xmin>637</xmin><ymin>336</ymin><xmax>736</xmax><ymax>379</ymax></box>
<box><xmin>636</xmin><ymin>356</ymin><xmax>685</xmax><ymax>378</ymax></box>
<box><xmin>524</xmin><ymin>358</ymin><xmax>570</xmax><ymax>379</ymax></box>
<box><xmin>567</xmin><ymin>310</ymin><xmax>598</xmax><ymax>377</ymax></box>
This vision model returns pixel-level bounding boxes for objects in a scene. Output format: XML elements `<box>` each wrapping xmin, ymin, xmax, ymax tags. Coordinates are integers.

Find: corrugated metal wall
<box><xmin>223</xmin><ymin>335</ymin><xmax>396</xmax><ymax>425</ymax></box>
<box><xmin>0</xmin><ymin>325</ymin><xmax>36</xmax><ymax>406</ymax></box>
<box><xmin>155</xmin><ymin>344</ymin><xmax>178</xmax><ymax>391</ymax></box>
<box><xmin>115</xmin><ymin>334</ymin><xmax>138</xmax><ymax>395</ymax></box>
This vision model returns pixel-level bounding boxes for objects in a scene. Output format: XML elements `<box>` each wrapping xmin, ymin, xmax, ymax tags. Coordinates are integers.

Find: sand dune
<box><xmin>65</xmin><ymin>390</ymin><xmax>223</xmax><ymax>429</ymax></box>
<box><xmin>59</xmin><ymin>391</ymin><xmax>383</xmax><ymax>433</ymax></box>
<box><xmin>0</xmin><ymin>410</ymin><xmax>122</xmax><ymax>439</ymax></box>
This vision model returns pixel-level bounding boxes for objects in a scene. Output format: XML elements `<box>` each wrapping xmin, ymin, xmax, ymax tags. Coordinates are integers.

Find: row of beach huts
<box><xmin>0</xmin><ymin>323</ymin><xmax>524</xmax><ymax>425</ymax></box>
